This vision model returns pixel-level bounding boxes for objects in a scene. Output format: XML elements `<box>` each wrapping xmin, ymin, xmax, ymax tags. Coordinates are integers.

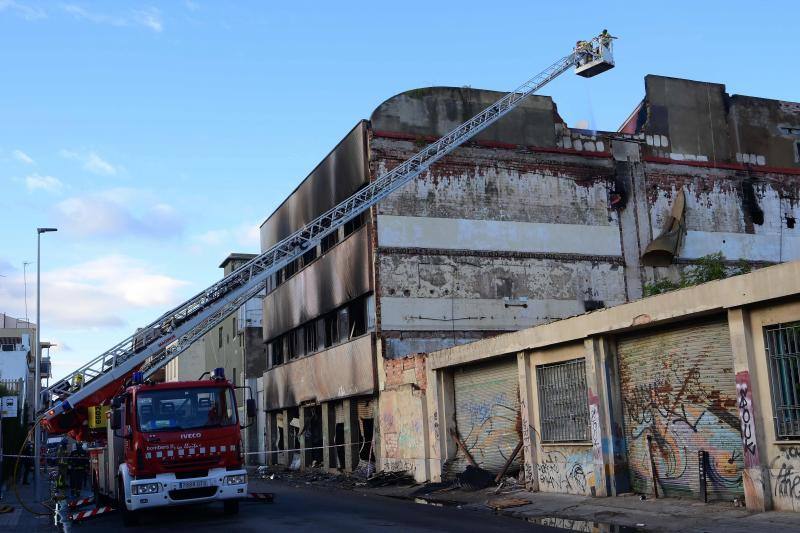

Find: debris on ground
<box><xmin>456</xmin><ymin>465</ymin><xmax>495</xmax><ymax>491</ymax></box>
<box><xmin>485</xmin><ymin>497</ymin><xmax>531</xmax><ymax>510</ymax></box>
<box><xmin>366</xmin><ymin>470</ymin><xmax>417</xmax><ymax>487</ymax></box>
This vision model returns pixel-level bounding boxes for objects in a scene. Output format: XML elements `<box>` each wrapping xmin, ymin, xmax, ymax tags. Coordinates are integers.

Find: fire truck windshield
<box><xmin>136</xmin><ymin>386</ymin><xmax>237</xmax><ymax>432</ymax></box>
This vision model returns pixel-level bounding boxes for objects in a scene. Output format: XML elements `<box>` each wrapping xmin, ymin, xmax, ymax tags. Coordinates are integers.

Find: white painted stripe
<box><xmin>377</xmin><ymin>215</ymin><xmax>621</xmax><ymax>256</ymax></box>
<box><xmin>681</xmin><ymin>230</ymin><xmax>785</xmax><ymax>262</ymax></box>
<box><xmin>380</xmin><ymin>296</ymin><xmax>590</xmax><ymax>331</ymax></box>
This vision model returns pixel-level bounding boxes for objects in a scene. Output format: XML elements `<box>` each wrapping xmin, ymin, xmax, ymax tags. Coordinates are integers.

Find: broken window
<box><xmin>270</xmin><ymin>338</ymin><xmax>284</xmax><ymax>366</ymax></box>
<box><xmin>304</xmin><ymin>322</ymin><xmax>317</xmax><ymax>354</ymax></box>
<box><xmin>320</xmin><ymin>231</ymin><xmax>339</xmax><ymax>254</ymax></box>
<box><xmin>343</xmin><ymin>212</ymin><xmax>366</xmax><ymax>238</ymax></box>
<box><xmin>302</xmin><ymin>246</ymin><xmax>318</xmax><ymax>267</ymax></box>
<box><xmin>537</xmin><ymin>358</ymin><xmax>590</xmax><ymax>442</ymax></box>
<box><xmin>348</xmin><ymin>297</ymin><xmax>367</xmax><ymax>338</ymax></box>
<box><xmin>324</xmin><ymin>312</ymin><xmax>339</xmax><ymax>347</ymax></box>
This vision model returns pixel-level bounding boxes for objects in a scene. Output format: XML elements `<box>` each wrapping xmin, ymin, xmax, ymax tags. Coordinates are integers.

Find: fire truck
<box><xmin>88</xmin><ymin>369</ymin><xmax>254</xmax><ymax>524</ymax></box>
<box><xmin>40</xmin><ymin>31</ymin><xmax>614</xmax><ymax>525</ymax></box>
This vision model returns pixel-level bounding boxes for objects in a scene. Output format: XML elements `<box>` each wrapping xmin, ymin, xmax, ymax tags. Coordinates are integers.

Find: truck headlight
<box><xmin>132</xmin><ymin>482</ymin><xmax>160</xmax><ymax>495</ymax></box>
<box><xmin>224</xmin><ymin>474</ymin><xmax>247</xmax><ymax>485</ymax></box>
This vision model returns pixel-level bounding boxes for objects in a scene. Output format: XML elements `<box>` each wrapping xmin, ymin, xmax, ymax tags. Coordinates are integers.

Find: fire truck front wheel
<box><xmin>223</xmin><ymin>500</ymin><xmax>239</xmax><ymax>515</ymax></box>
<box><xmin>118</xmin><ymin>477</ymin><xmax>140</xmax><ymax>526</ymax></box>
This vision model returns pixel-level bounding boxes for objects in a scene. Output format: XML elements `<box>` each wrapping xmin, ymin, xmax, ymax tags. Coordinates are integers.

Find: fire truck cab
<box><xmin>91</xmin><ymin>369</ymin><xmax>254</xmax><ymax>525</ymax></box>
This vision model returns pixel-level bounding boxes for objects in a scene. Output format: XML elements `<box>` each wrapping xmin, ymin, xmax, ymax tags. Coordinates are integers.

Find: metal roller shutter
<box><xmin>617</xmin><ymin>318</ymin><xmax>744</xmax><ymax>500</ymax></box>
<box><xmin>450</xmin><ymin>358</ymin><xmax>521</xmax><ymax>475</ymax></box>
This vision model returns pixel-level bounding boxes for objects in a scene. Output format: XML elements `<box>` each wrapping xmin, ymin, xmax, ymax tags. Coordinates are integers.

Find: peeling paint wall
<box><xmin>378</xmin><ymin>354</ymin><xmax>430</xmax><ymax>482</ymax></box>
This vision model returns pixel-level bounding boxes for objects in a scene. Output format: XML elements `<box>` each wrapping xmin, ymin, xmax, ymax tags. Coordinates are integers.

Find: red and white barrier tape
<box><xmin>69</xmin><ymin>505</ymin><xmax>114</xmax><ymax>522</ymax></box>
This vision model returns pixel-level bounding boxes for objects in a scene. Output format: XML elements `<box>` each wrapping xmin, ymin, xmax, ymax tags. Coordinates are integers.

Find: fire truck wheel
<box><xmin>118</xmin><ymin>478</ymin><xmax>139</xmax><ymax>526</ymax></box>
<box><xmin>223</xmin><ymin>500</ymin><xmax>239</xmax><ymax>515</ymax></box>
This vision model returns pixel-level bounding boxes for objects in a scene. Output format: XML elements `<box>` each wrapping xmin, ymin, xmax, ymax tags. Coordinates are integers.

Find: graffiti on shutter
<box><xmin>617</xmin><ymin>318</ymin><xmax>744</xmax><ymax>500</ymax></box>
<box><xmin>449</xmin><ymin>358</ymin><xmax>521</xmax><ymax>476</ymax></box>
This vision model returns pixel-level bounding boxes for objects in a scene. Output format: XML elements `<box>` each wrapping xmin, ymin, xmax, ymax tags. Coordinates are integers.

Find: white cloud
<box><xmin>184</xmin><ymin>0</ymin><xmax>199</xmax><ymax>11</ymax></box>
<box><xmin>133</xmin><ymin>7</ymin><xmax>162</xmax><ymax>32</ymax></box>
<box><xmin>190</xmin><ymin>222</ymin><xmax>261</xmax><ymax>255</ymax></box>
<box><xmin>0</xmin><ymin>0</ymin><xmax>46</xmax><ymax>20</ymax></box>
<box><xmin>25</xmin><ymin>173</ymin><xmax>63</xmax><ymax>193</ymax></box>
<box><xmin>13</xmin><ymin>149</ymin><xmax>35</xmax><ymax>164</ymax></box>
<box><xmin>61</xmin><ymin>4</ymin><xmax>163</xmax><ymax>32</ymax></box>
<box><xmin>54</xmin><ymin>188</ymin><xmax>184</xmax><ymax>239</ymax></box>
<box><xmin>0</xmin><ymin>255</ymin><xmax>189</xmax><ymax>329</ymax></box>
<box><xmin>59</xmin><ymin>149</ymin><xmax>117</xmax><ymax>175</ymax></box>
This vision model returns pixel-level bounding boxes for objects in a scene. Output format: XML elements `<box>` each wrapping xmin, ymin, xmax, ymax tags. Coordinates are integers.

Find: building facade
<box><xmin>259</xmin><ymin>74</ymin><xmax>800</xmax><ymax>475</ymax></box>
<box><xmin>0</xmin><ymin>313</ymin><xmax>37</xmax><ymax>419</ymax></box>
<box><xmin>421</xmin><ymin>260</ymin><xmax>800</xmax><ymax>513</ymax></box>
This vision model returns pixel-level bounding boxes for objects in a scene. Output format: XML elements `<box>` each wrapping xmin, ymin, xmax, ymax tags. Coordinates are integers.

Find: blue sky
<box><xmin>0</xmin><ymin>1</ymin><xmax>795</xmax><ymax>381</ymax></box>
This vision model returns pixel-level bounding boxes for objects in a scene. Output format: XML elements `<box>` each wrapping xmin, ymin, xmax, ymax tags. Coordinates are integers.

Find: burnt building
<box><xmin>259</xmin><ymin>74</ymin><xmax>800</xmax><ymax>476</ymax></box>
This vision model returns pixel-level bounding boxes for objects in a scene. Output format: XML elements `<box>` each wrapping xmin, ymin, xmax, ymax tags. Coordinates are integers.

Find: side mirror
<box><xmin>246</xmin><ymin>398</ymin><xmax>256</xmax><ymax>419</ymax></box>
<box><xmin>110</xmin><ymin>408</ymin><xmax>122</xmax><ymax>430</ymax></box>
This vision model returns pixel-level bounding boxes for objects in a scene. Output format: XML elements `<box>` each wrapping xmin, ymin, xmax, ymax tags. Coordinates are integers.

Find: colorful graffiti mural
<box><xmin>536</xmin><ymin>448</ymin><xmax>595</xmax><ymax>496</ymax></box>
<box><xmin>618</xmin><ymin>324</ymin><xmax>744</xmax><ymax>499</ymax></box>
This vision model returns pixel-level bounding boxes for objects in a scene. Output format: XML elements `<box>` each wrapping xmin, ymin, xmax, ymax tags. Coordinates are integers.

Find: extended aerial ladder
<box><xmin>42</xmin><ymin>33</ymin><xmax>615</xmax><ymax>436</ymax></box>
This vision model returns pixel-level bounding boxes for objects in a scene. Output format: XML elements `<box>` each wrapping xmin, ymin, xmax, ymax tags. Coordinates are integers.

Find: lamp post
<box><xmin>34</xmin><ymin>227</ymin><xmax>56</xmax><ymax>501</ymax></box>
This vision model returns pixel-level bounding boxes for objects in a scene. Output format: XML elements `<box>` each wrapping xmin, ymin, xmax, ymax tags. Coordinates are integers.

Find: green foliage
<box><xmin>643</xmin><ymin>253</ymin><xmax>752</xmax><ymax>297</ymax></box>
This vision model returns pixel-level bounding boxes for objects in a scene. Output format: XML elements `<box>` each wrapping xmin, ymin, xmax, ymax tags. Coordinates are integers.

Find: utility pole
<box><xmin>34</xmin><ymin>227</ymin><xmax>57</xmax><ymax>501</ymax></box>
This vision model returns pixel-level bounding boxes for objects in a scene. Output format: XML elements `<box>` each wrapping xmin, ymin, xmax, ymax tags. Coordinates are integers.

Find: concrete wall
<box><xmin>421</xmin><ymin>261</ymin><xmax>800</xmax><ymax>512</ymax></box>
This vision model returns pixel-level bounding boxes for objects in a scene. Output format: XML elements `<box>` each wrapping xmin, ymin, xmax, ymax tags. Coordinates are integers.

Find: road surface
<box><xmin>65</xmin><ymin>480</ymin><xmax>561</xmax><ymax>532</ymax></box>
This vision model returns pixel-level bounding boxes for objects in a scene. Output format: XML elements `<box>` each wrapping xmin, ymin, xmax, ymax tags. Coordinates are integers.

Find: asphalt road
<box><xmin>65</xmin><ymin>481</ymin><xmax>561</xmax><ymax>532</ymax></box>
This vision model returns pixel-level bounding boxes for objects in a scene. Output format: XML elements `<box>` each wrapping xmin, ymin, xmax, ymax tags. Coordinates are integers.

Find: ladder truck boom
<box><xmin>42</xmin><ymin>33</ymin><xmax>615</xmax><ymax>437</ymax></box>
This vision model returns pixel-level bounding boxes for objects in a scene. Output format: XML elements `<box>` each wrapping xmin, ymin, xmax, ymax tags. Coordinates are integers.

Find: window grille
<box><xmin>765</xmin><ymin>321</ymin><xmax>800</xmax><ymax>439</ymax></box>
<box><xmin>536</xmin><ymin>358</ymin><xmax>590</xmax><ymax>442</ymax></box>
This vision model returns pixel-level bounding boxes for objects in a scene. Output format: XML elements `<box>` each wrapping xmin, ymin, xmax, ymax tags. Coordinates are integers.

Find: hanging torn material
<box><xmin>641</xmin><ymin>189</ymin><xmax>686</xmax><ymax>267</ymax></box>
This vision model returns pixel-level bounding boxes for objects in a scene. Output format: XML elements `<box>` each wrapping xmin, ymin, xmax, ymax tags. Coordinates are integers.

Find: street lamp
<box><xmin>34</xmin><ymin>227</ymin><xmax>56</xmax><ymax>501</ymax></box>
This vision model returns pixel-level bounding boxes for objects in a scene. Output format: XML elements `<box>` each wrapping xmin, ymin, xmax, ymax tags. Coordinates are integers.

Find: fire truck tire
<box><xmin>118</xmin><ymin>477</ymin><xmax>139</xmax><ymax>526</ymax></box>
<box><xmin>223</xmin><ymin>500</ymin><xmax>239</xmax><ymax>515</ymax></box>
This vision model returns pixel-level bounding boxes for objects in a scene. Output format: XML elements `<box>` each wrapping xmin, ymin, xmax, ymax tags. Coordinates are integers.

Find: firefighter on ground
<box><xmin>20</xmin><ymin>439</ymin><xmax>34</xmax><ymax>485</ymax></box>
<box><xmin>68</xmin><ymin>442</ymin><xmax>88</xmax><ymax>497</ymax></box>
<box><xmin>56</xmin><ymin>439</ymin><xmax>69</xmax><ymax>496</ymax></box>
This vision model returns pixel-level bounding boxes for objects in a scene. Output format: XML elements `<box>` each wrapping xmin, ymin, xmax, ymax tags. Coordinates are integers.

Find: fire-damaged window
<box><xmin>302</xmin><ymin>246</ymin><xmax>318</xmax><ymax>267</ymax></box>
<box><xmin>304</xmin><ymin>322</ymin><xmax>317</xmax><ymax>354</ymax></box>
<box><xmin>270</xmin><ymin>338</ymin><xmax>284</xmax><ymax>367</ymax></box>
<box><xmin>536</xmin><ymin>358</ymin><xmax>590</xmax><ymax>442</ymax></box>
<box><xmin>347</xmin><ymin>297</ymin><xmax>367</xmax><ymax>338</ymax></box>
<box><xmin>343</xmin><ymin>212</ymin><xmax>366</xmax><ymax>238</ymax></box>
<box><xmin>765</xmin><ymin>321</ymin><xmax>800</xmax><ymax>439</ymax></box>
<box><xmin>324</xmin><ymin>311</ymin><xmax>340</xmax><ymax>347</ymax></box>
<box><xmin>320</xmin><ymin>230</ymin><xmax>339</xmax><ymax>254</ymax></box>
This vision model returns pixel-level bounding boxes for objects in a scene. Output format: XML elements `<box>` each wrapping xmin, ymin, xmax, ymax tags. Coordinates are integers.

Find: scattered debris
<box><xmin>366</xmin><ymin>471</ymin><xmax>416</xmax><ymax>487</ymax></box>
<box><xmin>456</xmin><ymin>465</ymin><xmax>494</xmax><ymax>491</ymax></box>
<box><xmin>486</xmin><ymin>497</ymin><xmax>530</xmax><ymax>510</ymax></box>
<box><xmin>289</xmin><ymin>453</ymin><xmax>302</xmax><ymax>470</ymax></box>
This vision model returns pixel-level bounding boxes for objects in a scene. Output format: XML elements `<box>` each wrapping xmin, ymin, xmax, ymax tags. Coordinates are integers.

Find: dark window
<box><xmin>316</xmin><ymin>318</ymin><xmax>326</xmax><ymax>350</ymax></box>
<box><xmin>302</xmin><ymin>247</ymin><xmax>318</xmax><ymax>267</ymax></box>
<box><xmin>218</xmin><ymin>327</ymin><xmax>223</xmax><ymax>349</ymax></box>
<box><xmin>537</xmin><ymin>358</ymin><xmax>590</xmax><ymax>442</ymax></box>
<box><xmin>348</xmin><ymin>298</ymin><xmax>367</xmax><ymax>338</ymax></box>
<box><xmin>795</xmin><ymin>141</ymin><xmax>800</xmax><ymax>162</ymax></box>
<box><xmin>765</xmin><ymin>321</ymin><xmax>800</xmax><ymax>439</ymax></box>
<box><xmin>343</xmin><ymin>212</ymin><xmax>365</xmax><ymax>238</ymax></box>
<box><xmin>320</xmin><ymin>231</ymin><xmax>339</xmax><ymax>254</ymax></box>
<box><xmin>324</xmin><ymin>313</ymin><xmax>339</xmax><ymax>347</ymax></box>
<box><xmin>271</xmin><ymin>338</ymin><xmax>284</xmax><ymax>366</ymax></box>
<box><xmin>286</xmin><ymin>333</ymin><xmax>295</xmax><ymax>360</ymax></box>
<box><xmin>305</xmin><ymin>322</ymin><xmax>317</xmax><ymax>354</ymax></box>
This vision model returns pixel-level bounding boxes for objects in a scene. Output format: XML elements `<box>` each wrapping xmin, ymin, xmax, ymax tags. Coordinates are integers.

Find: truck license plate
<box><xmin>179</xmin><ymin>480</ymin><xmax>208</xmax><ymax>489</ymax></box>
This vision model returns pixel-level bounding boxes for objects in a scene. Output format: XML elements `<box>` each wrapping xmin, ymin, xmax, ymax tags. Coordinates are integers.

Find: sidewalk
<box><xmin>0</xmin><ymin>479</ymin><xmax>55</xmax><ymax>532</ymax></box>
<box><xmin>248</xmin><ymin>465</ymin><xmax>800</xmax><ymax>532</ymax></box>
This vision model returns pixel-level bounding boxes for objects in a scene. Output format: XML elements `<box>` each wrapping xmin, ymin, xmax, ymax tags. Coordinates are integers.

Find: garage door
<box><xmin>449</xmin><ymin>358</ymin><xmax>521</xmax><ymax>475</ymax></box>
<box><xmin>617</xmin><ymin>318</ymin><xmax>743</xmax><ymax>500</ymax></box>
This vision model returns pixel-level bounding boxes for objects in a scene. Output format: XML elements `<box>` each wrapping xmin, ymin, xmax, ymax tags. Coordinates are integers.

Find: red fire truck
<box><xmin>90</xmin><ymin>369</ymin><xmax>254</xmax><ymax>525</ymax></box>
